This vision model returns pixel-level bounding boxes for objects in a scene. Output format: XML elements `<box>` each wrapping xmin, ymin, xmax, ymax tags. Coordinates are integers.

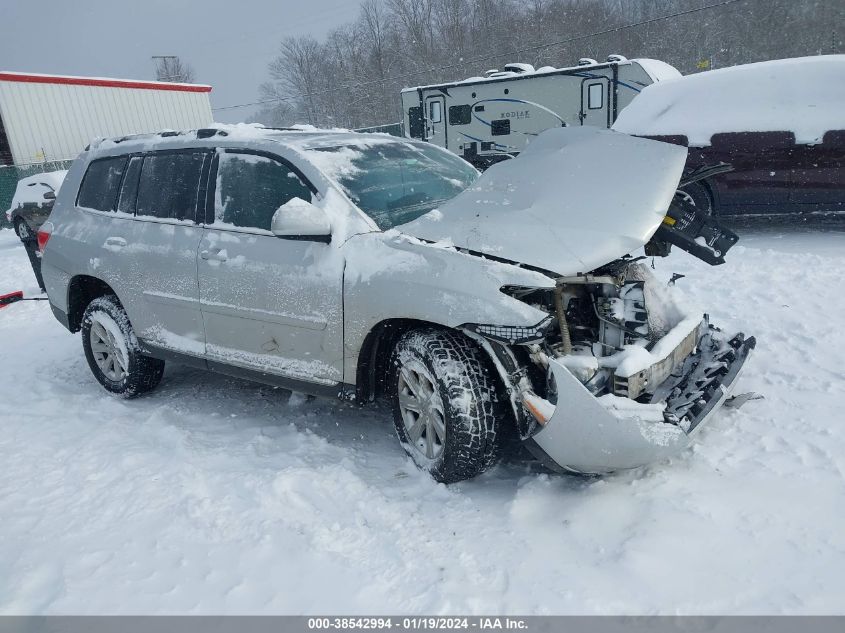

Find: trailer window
<box><xmin>429</xmin><ymin>100</ymin><xmax>442</xmax><ymax>123</ymax></box>
<box><xmin>491</xmin><ymin>119</ymin><xmax>511</xmax><ymax>136</ymax></box>
<box><xmin>588</xmin><ymin>83</ymin><xmax>604</xmax><ymax>109</ymax></box>
<box><xmin>77</xmin><ymin>156</ymin><xmax>128</xmax><ymax>212</ymax></box>
<box><xmin>449</xmin><ymin>105</ymin><xmax>472</xmax><ymax>125</ymax></box>
<box><xmin>408</xmin><ymin>107</ymin><xmax>424</xmax><ymax>139</ymax></box>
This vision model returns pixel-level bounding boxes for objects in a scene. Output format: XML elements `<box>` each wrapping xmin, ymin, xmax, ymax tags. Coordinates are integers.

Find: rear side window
<box><xmin>136</xmin><ymin>151</ymin><xmax>207</xmax><ymax>221</ymax></box>
<box><xmin>214</xmin><ymin>152</ymin><xmax>312</xmax><ymax>231</ymax></box>
<box><xmin>117</xmin><ymin>156</ymin><xmax>143</xmax><ymax>214</ymax></box>
<box><xmin>77</xmin><ymin>157</ymin><xmax>128</xmax><ymax>212</ymax></box>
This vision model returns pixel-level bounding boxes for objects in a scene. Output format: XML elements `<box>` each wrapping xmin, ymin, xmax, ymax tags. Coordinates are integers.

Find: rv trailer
<box><xmin>401</xmin><ymin>55</ymin><xmax>680</xmax><ymax>168</ymax></box>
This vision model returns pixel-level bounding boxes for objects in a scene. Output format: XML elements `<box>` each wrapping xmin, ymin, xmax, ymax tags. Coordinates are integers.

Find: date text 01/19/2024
<box><xmin>307</xmin><ymin>618</ymin><xmax>529</xmax><ymax>630</ymax></box>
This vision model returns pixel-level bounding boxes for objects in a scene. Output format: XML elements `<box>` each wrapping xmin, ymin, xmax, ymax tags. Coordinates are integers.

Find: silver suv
<box><xmin>40</xmin><ymin>125</ymin><xmax>754</xmax><ymax>483</ymax></box>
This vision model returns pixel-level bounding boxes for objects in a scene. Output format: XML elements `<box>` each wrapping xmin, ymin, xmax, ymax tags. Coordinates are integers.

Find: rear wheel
<box><xmin>81</xmin><ymin>295</ymin><xmax>164</xmax><ymax>398</ymax></box>
<box><xmin>390</xmin><ymin>328</ymin><xmax>505</xmax><ymax>483</ymax></box>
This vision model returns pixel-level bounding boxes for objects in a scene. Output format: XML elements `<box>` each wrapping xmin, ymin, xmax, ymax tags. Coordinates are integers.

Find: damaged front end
<box><xmin>465</xmin><ymin>260</ymin><xmax>755</xmax><ymax>474</ymax></box>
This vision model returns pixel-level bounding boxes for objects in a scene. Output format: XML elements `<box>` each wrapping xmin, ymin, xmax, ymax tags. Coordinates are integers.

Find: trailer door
<box><xmin>580</xmin><ymin>79</ymin><xmax>611</xmax><ymax>128</ymax></box>
<box><xmin>424</xmin><ymin>95</ymin><xmax>447</xmax><ymax>147</ymax></box>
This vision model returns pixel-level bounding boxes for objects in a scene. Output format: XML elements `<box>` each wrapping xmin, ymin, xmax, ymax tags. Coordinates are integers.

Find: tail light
<box><xmin>37</xmin><ymin>221</ymin><xmax>54</xmax><ymax>253</ymax></box>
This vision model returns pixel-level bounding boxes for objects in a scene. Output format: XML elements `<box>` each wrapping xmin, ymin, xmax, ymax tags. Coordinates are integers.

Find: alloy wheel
<box><xmin>397</xmin><ymin>361</ymin><xmax>446</xmax><ymax>460</ymax></box>
<box><xmin>89</xmin><ymin>315</ymin><xmax>128</xmax><ymax>382</ymax></box>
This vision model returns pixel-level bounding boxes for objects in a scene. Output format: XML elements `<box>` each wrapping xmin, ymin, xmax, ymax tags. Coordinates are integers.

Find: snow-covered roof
<box><xmin>612</xmin><ymin>55</ymin><xmax>845</xmax><ymax>146</ymax></box>
<box><xmin>86</xmin><ymin>122</ymin><xmax>405</xmax><ymax>156</ymax></box>
<box><xmin>634</xmin><ymin>58</ymin><xmax>682</xmax><ymax>82</ymax></box>
<box><xmin>401</xmin><ymin>58</ymin><xmax>674</xmax><ymax>92</ymax></box>
<box><xmin>0</xmin><ymin>71</ymin><xmax>211</xmax><ymax>93</ymax></box>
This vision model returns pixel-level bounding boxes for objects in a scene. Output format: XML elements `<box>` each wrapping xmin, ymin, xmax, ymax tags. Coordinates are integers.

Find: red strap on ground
<box><xmin>0</xmin><ymin>291</ymin><xmax>24</xmax><ymax>309</ymax></box>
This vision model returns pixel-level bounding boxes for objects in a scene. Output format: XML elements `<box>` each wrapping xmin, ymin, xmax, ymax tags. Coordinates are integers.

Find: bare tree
<box><xmin>249</xmin><ymin>0</ymin><xmax>839</xmax><ymax>130</ymax></box>
<box><xmin>153</xmin><ymin>56</ymin><xmax>196</xmax><ymax>83</ymax></box>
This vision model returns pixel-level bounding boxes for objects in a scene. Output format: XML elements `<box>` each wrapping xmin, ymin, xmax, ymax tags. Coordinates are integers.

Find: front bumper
<box><xmin>525</xmin><ymin>326</ymin><xmax>756</xmax><ymax>474</ymax></box>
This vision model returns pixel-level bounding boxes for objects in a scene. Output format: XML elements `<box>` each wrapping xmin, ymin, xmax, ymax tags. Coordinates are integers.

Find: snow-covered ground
<box><xmin>1</xmin><ymin>224</ymin><xmax>844</xmax><ymax>615</ymax></box>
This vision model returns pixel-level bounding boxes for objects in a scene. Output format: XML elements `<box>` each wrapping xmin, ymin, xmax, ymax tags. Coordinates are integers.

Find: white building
<box><xmin>0</xmin><ymin>72</ymin><xmax>214</xmax><ymax>166</ymax></box>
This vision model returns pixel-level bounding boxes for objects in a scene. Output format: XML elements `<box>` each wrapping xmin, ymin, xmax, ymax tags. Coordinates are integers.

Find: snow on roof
<box><xmin>0</xmin><ymin>71</ymin><xmax>211</xmax><ymax>93</ymax></box>
<box><xmin>612</xmin><ymin>55</ymin><xmax>845</xmax><ymax>146</ymax></box>
<box><xmin>635</xmin><ymin>58</ymin><xmax>682</xmax><ymax>82</ymax></box>
<box><xmin>401</xmin><ymin>58</ymin><xmax>673</xmax><ymax>92</ymax></box>
<box><xmin>86</xmin><ymin>122</ymin><xmax>403</xmax><ymax>156</ymax></box>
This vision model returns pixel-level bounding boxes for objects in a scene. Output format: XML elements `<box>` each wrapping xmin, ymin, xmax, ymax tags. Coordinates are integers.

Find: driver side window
<box><xmin>213</xmin><ymin>151</ymin><xmax>312</xmax><ymax>231</ymax></box>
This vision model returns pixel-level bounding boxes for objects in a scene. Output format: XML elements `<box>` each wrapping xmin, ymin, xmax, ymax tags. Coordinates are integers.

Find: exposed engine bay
<box><xmin>463</xmin><ymin>195</ymin><xmax>755</xmax><ymax>474</ymax></box>
<box><xmin>501</xmin><ymin>258</ymin><xmax>749</xmax><ymax>429</ymax></box>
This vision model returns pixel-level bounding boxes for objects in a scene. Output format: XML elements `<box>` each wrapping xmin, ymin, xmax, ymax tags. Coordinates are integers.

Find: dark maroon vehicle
<box><xmin>646</xmin><ymin>130</ymin><xmax>845</xmax><ymax>218</ymax></box>
<box><xmin>612</xmin><ymin>55</ymin><xmax>845</xmax><ymax>219</ymax></box>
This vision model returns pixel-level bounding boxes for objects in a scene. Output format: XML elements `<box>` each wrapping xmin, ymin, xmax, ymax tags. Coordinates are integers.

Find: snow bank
<box><xmin>613</xmin><ymin>55</ymin><xmax>845</xmax><ymax>146</ymax></box>
<box><xmin>2</xmin><ymin>227</ymin><xmax>845</xmax><ymax>614</ymax></box>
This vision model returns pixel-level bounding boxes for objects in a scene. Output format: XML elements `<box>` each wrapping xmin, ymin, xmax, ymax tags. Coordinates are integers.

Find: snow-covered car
<box><xmin>5</xmin><ymin>170</ymin><xmax>67</xmax><ymax>241</ymax></box>
<box><xmin>613</xmin><ymin>55</ymin><xmax>845</xmax><ymax>217</ymax></box>
<box><xmin>39</xmin><ymin>125</ymin><xmax>754</xmax><ymax>483</ymax></box>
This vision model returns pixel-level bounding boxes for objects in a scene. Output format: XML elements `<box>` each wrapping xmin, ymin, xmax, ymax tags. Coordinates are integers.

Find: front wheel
<box><xmin>81</xmin><ymin>295</ymin><xmax>164</xmax><ymax>398</ymax></box>
<box><xmin>390</xmin><ymin>329</ymin><xmax>505</xmax><ymax>483</ymax></box>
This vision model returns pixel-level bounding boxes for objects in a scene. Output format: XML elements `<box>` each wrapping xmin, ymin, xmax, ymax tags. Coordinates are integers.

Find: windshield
<box><xmin>307</xmin><ymin>140</ymin><xmax>478</xmax><ymax>230</ymax></box>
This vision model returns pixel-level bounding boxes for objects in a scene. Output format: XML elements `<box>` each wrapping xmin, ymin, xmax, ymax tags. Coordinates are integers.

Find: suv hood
<box><xmin>398</xmin><ymin>127</ymin><xmax>687</xmax><ymax>276</ymax></box>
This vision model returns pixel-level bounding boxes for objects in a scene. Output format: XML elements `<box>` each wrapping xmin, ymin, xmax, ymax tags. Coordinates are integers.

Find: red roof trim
<box><xmin>0</xmin><ymin>72</ymin><xmax>212</xmax><ymax>93</ymax></box>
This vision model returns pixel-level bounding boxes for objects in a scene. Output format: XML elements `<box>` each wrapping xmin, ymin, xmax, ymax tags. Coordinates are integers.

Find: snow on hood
<box><xmin>612</xmin><ymin>55</ymin><xmax>845</xmax><ymax>146</ymax></box>
<box><xmin>398</xmin><ymin>127</ymin><xmax>686</xmax><ymax>276</ymax></box>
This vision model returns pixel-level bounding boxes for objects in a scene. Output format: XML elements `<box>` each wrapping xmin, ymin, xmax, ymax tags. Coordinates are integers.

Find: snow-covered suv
<box><xmin>40</xmin><ymin>124</ymin><xmax>754</xmax><ymax>482</ymax></box>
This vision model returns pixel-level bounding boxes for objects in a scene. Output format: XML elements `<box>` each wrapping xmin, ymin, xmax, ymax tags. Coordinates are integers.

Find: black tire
<box><xmin>390</xmin><ymin>328</ymin><xmax>507</xmax><ymax>483</ymax></box>
<box><xmin>679</xmin><ymin>181</ymin><xmax>715</xmax><ymax>216</ymax></box>
<box><xmin>14</xmin><ymin>219</ymin><xmax>34</xmax><ymax>242</ymax></box>
<box><xmin>81</xmin><ymin>295</ymin><xmax>164</xmax><ymax>398</ymax></box>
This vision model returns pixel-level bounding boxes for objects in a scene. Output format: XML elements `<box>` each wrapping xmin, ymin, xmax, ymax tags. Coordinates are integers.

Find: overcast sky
<box><xmin>0</xmin><ymin>0</ymin><xmax>361</xmax><ymax>123</ymax></box>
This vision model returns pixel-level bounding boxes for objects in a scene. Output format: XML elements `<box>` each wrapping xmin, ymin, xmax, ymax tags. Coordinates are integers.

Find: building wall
<box><xmin>0</xmin><ymin>75</ymin><xmax>213</xmax><ymax>165</ymax></box>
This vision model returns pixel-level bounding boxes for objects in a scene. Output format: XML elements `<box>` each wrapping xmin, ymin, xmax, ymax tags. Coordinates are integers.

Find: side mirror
<box><xmin>270</xmin><ymin>197</ymin><xmax>331</xmax><ymax>240</ymax></box>
<box><xmin>43</xmin><ymin>191</ymin><xmax>56</xmax><ymax>200</ymax></box>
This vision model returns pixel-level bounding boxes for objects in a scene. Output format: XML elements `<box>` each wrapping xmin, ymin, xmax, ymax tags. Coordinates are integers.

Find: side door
<box><xmin>789</xmin><ymin>132</ymin><xmax>844</xmax><ymax>209</ymax></box>
<box><xmin>707</xmin><ymin>133</ymin><xmax>794</xmax><ymax>213</ymax></box>
<box><xmin>198</xmin><ymin>149</ymin><xmax>344</xmax><ymax>388</ymax></box>
<box><xmin>424</xmin><ymin>95</ymin><xmax>447</xmax><ymax>147</ymax></box>
<box><xmin>580</xmin><ymin>79</ymin><xmax>611</xmax><ymax>128</ymax></box>
<box><xmin>114</xmin><ymin>150</ymin><xmax>210</xmax><ymax>358</ymax></box>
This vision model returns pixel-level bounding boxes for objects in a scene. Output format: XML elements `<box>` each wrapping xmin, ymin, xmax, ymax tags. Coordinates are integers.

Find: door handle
<box><xmin>103</xmin><ymin>237</ymin><xmax>127</xmax><ymax>250</ymax></box>
<box><xmin>200</xmin><ymin>248</ymin><xmax>227</xmax><ymax>262</ymax></box>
